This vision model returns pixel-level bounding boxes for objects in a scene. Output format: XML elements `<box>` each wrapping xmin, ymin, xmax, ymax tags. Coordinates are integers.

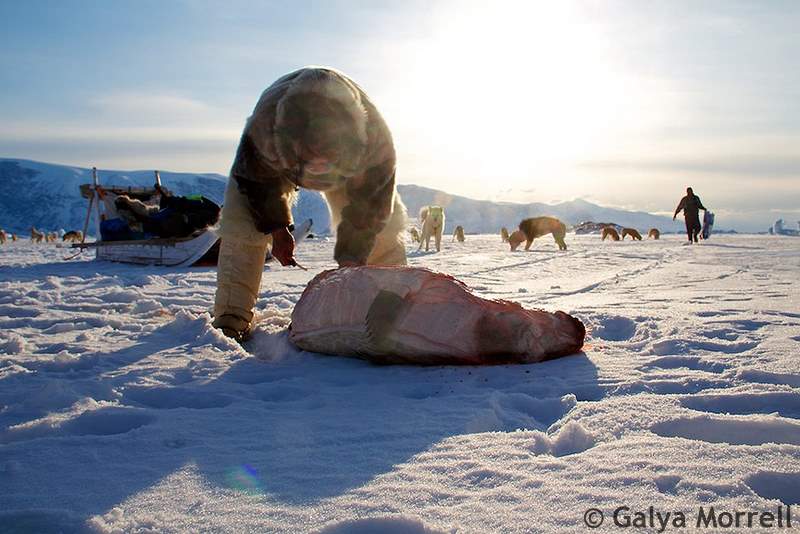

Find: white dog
<box><xmin>418</xmin><ymin>205</ymin><xmax>445</xmax><ymax>252</ymax></box>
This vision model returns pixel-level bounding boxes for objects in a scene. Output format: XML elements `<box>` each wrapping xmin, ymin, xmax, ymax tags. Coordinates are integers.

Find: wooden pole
<box><xmin>66</xmin><ymin>167</ymin><xmax>98</xmax><ymax>259</ymax></box>
<box><xmin>92</xmin><ymin>167</ymin><xmax>102</xmax><ymax>246</ymax></box>
<box><xmin>80</xmin><ymin>194</ymin><xmax>94</xmax><ymax>244</ymax></box>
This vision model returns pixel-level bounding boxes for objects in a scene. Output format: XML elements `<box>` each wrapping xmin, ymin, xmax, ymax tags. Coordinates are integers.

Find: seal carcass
<box><xmin>289</xmin><ymin>266</ymin><xmax>585</xmax><ymax>365</ymax></box>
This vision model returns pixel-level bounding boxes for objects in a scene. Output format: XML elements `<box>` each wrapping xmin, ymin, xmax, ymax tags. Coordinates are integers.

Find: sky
<box><xmin>1</xmin><ymin>0</ymin><xmax>798</xmax><ymax>231</ymax></box>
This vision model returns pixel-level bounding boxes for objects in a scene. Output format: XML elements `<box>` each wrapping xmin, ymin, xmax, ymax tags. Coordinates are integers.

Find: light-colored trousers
<box><xmin>212</xmin><ymin>180</ymin><xmax>407</xmax><ymax>333</ymax></box>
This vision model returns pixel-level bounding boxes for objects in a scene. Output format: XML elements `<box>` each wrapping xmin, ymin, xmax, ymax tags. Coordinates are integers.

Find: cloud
<box><xmin>578</xmin><ymin>155</ymin><xmax>800</xmax><ymax>179</ymax></box>
<box><xmin>91</xmin><ymin>92</ymin><xmax>210</xmax><ymax>116</ymax></box>
<box><xmin>0</xmin><ymin>120</ymin><xmax>240</xmax><ymax>143</ymax></box>
<box><xmin>85</xmin><ymin>91</ymin><xmax>241</xmax><ymax>128</ymax></box>
<box><xmin>0</xmin><ymin>135</ymin><xmax>237</xmax><ymax>174</ymax></box>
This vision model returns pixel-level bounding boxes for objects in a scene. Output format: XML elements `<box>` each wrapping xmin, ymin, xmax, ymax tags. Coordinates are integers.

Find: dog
<box><xmin>46</xmin><ymin>232</ymin><xmax>58</xmax><ymax>243</ymax></box>
<box><xmin>408</xmin><ymin>227</ymin><xmax>421</xmax><ymax>243</ymax></box>
<box><xmin>62</xmin><ymin>230</ymin><xmax>83</xmax><ymax>243</ymax></box>
<box><xmin>452</xmin><ymin>225</ymin><xmax>465</xmax><ymax>243</ymax></box>
<box><xmin>601</xmin><ymin>227</ymin><xmax>620</xmax><ymax>241</ymax></box>
<box><xmin>30</xmin><ymin>227</ymin><xmax>44</xmax><ymax>243</ymax></box>
<box><xmin>508</xmin><ymin>230</ymin><xmax>526</xmax><ymax>251</ymax></box>
<box><xmin>647</xmin><ymin>228</ymin><xmax>660</xmax><ymax>240</ymax></box>
<box><xmin>500</xmin><ymin>227</ymin><xmax>510</xmax><ymax>243</ymax></box>
<box><xmin>510</xmin><ymin>216</ymin><xmax>568</xmax><ymax>251</ymax></box>
<box><xmin>621</xmin><ymin>228</ymin><xmax>642</xmax><ymax>241</ymax></box>
<box><xmin>0</xmin><ymin>229</ymin><xmax>6</xmax><ymax>244</ymax></box>
<box><xmin>418</xmin><ymin>205</ymin><xmax>445</xmax><ymax>252</ymax></box>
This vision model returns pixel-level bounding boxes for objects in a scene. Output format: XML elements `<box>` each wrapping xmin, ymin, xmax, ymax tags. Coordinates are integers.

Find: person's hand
<box><xmin>271</xmin><ymin>227</ymin><xmax>296</xmax><ymax>267</ymax></box>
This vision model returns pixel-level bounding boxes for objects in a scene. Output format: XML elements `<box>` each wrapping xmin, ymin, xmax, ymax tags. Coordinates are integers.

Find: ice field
<box><xmin>1</xmin><ymin>233</ymin><xmax>799</xmax><ymax>532</ymax></box>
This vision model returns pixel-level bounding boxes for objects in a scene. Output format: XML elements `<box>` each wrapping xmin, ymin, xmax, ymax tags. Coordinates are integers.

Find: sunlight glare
<box><xmin>381</xmin><ymin>1</ymin><xmax>647</xmax><ymax>198</ymax></box>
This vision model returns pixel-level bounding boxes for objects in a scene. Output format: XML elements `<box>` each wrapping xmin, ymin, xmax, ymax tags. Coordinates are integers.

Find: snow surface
<box><xmin>1</xmin><ymin>234</ymin><xmax>799</xmax><ymax>533</ymax></box>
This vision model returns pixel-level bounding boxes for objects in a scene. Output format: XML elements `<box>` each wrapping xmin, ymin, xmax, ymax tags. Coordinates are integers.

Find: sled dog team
<box><xmin>0</xmin><ymin>228</ymin><xmax>83</xmax><ymax>244</ymax></box>
<box><xmin>408</xmin><ymin>206</ymin><xmax>665</xmax><ymax>253</ymax></box>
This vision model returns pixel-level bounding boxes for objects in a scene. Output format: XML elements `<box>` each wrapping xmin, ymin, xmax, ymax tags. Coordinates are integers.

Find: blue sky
<box><xmin>1</xmin><ymin>0</ymin><xmax>798</xmax><ymax>230</ymax></box>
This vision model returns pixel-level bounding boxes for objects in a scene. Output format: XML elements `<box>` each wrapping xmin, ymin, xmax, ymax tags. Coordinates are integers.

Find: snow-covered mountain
<box><xmin>0</xmin><ymin>158</ymin><xmax>685</xmax><ymax>237</ymax></box>
<box><xmin>398</xmin><ymin>184</ymin><xmax>685</xmax><ymax>234</ymax></box>
<box><xmin>0</xmin><ymin>158</ymin><xmax>331</xmax><ymax>236</ymax></box>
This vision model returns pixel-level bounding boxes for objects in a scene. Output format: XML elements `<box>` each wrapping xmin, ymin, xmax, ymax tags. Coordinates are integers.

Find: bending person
<box><xmin>213</xmin><ymin>67</ymin><xmax>407</xmax><ymax>341</ymax></box>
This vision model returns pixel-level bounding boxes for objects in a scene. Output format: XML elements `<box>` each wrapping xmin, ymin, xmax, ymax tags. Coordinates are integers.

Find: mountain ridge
<box><xmin>1</xmin><ymin>157</ymin><xmax>686</xmax><ymax>236</ymax></box>
<box><xmin>397</xmin><ymin>184</ymin><xmax>685</xmax><ymax>234</ymax></box>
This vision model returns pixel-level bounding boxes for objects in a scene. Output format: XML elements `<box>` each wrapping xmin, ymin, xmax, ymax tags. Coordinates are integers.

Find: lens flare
<box><xmin>225</xmin><ymin>464</ymin><xmax>264</xmax><ymax>495</ymax></box>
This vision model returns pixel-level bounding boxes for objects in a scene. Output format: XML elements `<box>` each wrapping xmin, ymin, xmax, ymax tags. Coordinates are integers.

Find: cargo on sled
<box><xmin>71</xmin><ymin>168</ymin><xmax>222</xmax><ymax>267</ymax></box>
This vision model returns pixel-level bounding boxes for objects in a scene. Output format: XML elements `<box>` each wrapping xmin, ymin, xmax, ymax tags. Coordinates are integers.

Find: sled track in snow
<box><xmin>459</xmin><ymin>249</ymin><xmax>579</xmax><ymax>277</ymax></box>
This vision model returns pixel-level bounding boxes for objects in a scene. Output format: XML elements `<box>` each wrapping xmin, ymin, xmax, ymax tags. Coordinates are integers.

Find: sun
<box><xmin>380</xmin><ymin>1</ymin><xmax>645</xmax><ymax>200</ymax></box>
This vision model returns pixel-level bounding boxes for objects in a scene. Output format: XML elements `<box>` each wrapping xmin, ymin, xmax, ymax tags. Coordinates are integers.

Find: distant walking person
<box><xmin>673</xmin><ymin>187</ymin><xmax>707</xmax><ymax>243</ymax></box>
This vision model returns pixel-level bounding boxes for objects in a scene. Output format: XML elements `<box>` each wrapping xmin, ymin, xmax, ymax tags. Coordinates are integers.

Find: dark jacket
<box><xmin>674</xmin><ymin>194</ymin><xmax>706</xmax><ymax>220</ymax></box>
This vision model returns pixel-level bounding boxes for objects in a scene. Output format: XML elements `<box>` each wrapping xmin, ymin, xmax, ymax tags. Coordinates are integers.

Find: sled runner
<box><xmin>71</xmin><ymin>168</ymin><xmax>221</xmax><ymax>267</ymax></box>
<box><xmin>292</xmin><ymin>218</ymin><xmax>314</xmax><ymax>241</ymax></box>
<box><xmin>72</xmin><ymin>230</ymin><xmax>220</xmax><ymax>267</ymax></box>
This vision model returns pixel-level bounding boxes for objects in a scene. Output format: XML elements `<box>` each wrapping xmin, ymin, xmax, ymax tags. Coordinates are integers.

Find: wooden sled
<box><xmin>72</xmin><ymin>229</ymin><xmax>220</xmax><ymax>267</ymax></box>
<box><xmin>71</xmin><ymin>168</ymin><xmax>221</xmax><ymax>267</ymax></box>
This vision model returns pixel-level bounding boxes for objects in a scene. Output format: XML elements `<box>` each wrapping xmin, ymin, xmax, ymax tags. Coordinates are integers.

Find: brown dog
<box><xmin>601</xmin><ymin>227</ymin><xmax>620</xmax><ymax>241</ymax></box>
<box><xmin>63</xmin><ymin>230</ymin><xmax>83</xmax><ymax>243</ymax></box>
<box><xmin>648</xmin><ymin>228</ymin><xmax>660</xmax><ymax>239</ymax></box>
<box><xmin>510</xmin><ymin>216</ymin><xmax>568</xmax><ymax>251</ymax></box>
<box><xmin>0</xmin><ymin>229</ymin><xmax>6</xmax><ymax>245</ymax></box>
<box><xmin>452</xmin><ymin>225</ymin><xmax>465</xmax><ymax>243</ymax></box>
<box><xmin>408</xmin><ymin>227</ymin><xmax>420</xmax><ymax>243</ymax></box>
<box><xmin>621</xmin><ymin>228</ymin><xmax>643</xmax><ymax>241</ymax></box>
<box><xmin>30</xmin><ymin>227</ymin><xmax>44</xmax><ymax>243</ymax></box>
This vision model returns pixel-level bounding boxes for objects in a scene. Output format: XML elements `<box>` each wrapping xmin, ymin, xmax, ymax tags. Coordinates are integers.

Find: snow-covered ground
<box><xmin>1</xmin><ymin>234</ymin><xmax>799</xmax><ymax>533</ymax></box>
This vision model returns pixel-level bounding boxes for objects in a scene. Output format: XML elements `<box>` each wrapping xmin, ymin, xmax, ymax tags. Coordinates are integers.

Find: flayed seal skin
<box><xmin>290</xmin><ymin>266</ymin><xmax>585</xmax><ymax>365</ymax></box>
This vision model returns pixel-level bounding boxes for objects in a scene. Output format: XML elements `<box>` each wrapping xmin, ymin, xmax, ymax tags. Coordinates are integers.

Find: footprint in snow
<box><xmin>654</xmin><ymin>474</ymin><xmax>682</xmax><ymax>495</ymax></box>
<box><xmin>745</xmin><ymin>471</ymin><xmax>800</xmax><ymax>506</ymax></box>
<box><xmin>258</xmin><ymin>384</ymin><xmax>309</xmax><ymax>402</ymax></box>
<box><xmin>737</xmin><ymin>370</ymin><xmax>800</xmax><ymax>388</ymax></box>
<box><xmin>651</xmin><ymin>415</ymin><xmax>800</xmax><ymax>446</ymax></box>
<box><xmin>682</xmin><ymin>391</ymin><xmax>800</xmax><ymax>419</ymax></box>
<box><xmin>123</xmin><ymin>386</ymin><xmax>233</xmax><ymax>409</ymax></box>
<box><xmin>644</xmin><ymin>356</ymin><xmax>729</xmax><ymax>374</ymax></box>
<box><xmin>589</xmin><ymin>315</ymin><xmax>637</xmax><ymax>341</ymax></box>
<box><xmin>61</xmin><ymin>408</ymin><xmax>155</xmax><ymax>436</ymax></box>
<box><xmin>651</xmin><ymin>338</ymin><xmax>757</xmax><ymax>356</ymax></box>
<box><xmin>1</xmin><ymin>408</ymin><xmax>154</xmax><ymax>444</ymax></box>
